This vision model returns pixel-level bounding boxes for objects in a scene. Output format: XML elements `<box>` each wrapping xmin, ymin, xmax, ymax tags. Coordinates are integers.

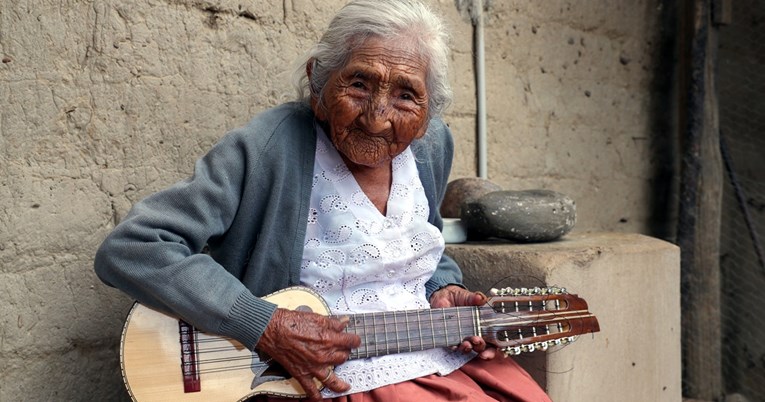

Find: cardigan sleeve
<box><xmin>94</xmin><ymin>127</ymin><xmax>277</xmax><ymax>350</ymax></box>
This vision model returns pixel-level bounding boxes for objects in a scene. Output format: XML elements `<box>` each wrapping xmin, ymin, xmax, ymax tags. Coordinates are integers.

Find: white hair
<box><xmin>293</xmin><ymin>0</ymin><xmax>453</xmax><ymax>117</ymax></box>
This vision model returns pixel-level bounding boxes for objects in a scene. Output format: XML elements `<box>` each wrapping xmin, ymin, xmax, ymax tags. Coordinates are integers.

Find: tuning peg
<box><xmin>503</xmin><ymin>346</ymin><xmax>522</xmax><ymax>356</ymax></box>
<box><xmin>501</xmin><ymin>339</ymin><xmax>566</xmax><ymax>357</ymax></box>
<box><xmin>548</xmin><ymin>286</ymin><xmax>568</xmax><ymax>295</ymax></box>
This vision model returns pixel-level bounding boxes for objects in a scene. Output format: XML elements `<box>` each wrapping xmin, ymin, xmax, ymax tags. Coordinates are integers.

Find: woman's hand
<box><xmin>255</xmin><ymin>308</ymin><xmax>361</xmax><ymax>401</ymax></box>
<box><xmin>430</xmin><ymin>285</ymin><xmax>497</xmax><ymax>360</ymax></box>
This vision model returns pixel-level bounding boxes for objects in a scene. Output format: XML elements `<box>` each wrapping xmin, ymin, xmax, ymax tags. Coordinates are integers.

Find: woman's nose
<box><xmin>359</xmin><ymin>97</ymin><xmax>392</xmax><ymax>134</ymax></box>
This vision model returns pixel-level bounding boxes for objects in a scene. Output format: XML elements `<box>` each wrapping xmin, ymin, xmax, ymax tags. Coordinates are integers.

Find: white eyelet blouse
<box><xmin>301</xmin><ymin>126</ymin><xmax>473</xmax><ymax>397</ymax></box>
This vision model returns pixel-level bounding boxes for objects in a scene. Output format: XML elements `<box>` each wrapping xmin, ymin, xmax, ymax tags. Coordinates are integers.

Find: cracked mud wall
<box><xmin>0</xmin><ymin>1</ymin><xmax>668</xmax><ymax>400</ymax></box>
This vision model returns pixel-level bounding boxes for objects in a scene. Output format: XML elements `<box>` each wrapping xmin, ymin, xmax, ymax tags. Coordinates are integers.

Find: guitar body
<box><xmin>121</xmin><ymin>287</ymin><xmax>329</xmax><ymax>401</ymax></box>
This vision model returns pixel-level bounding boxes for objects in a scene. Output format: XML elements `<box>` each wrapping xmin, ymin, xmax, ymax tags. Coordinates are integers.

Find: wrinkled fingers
<box><xmin>319</xmin><ymin>368</ymin><xmax>351</xmax><ymax>394</ymax></box>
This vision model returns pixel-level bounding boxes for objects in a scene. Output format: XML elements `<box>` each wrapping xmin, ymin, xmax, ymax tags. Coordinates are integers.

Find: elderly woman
<box><xmin>95</xmin><ymin>0</ymin><xmax>550</xmax><ymax>401</ymax></box>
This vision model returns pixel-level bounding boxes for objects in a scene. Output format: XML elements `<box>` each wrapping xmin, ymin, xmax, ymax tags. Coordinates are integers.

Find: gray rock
<box><xmin>440</xmin><ymin>178</ymin><xmax>502</xmax><ymax>218</ymax></box>
<box><xmin>461</xmin><ymin>190</ymin><xmax>576</xmax><ymax>242</ymax></box>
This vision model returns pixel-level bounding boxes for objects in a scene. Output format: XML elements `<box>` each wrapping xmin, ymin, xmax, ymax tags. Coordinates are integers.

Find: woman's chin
<box><xmin>344</xmin><ymin>154</ymin><xmax>393</xmax><ymax>171</ymax></box>
<box><xmin>333</xmin><ymin>146</ymin><xmax>387</xmax><ymax>169</ymax></box>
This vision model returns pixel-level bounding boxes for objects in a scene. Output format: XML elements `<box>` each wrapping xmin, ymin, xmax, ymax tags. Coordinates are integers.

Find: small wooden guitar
<box><xmin>120</xmin><ymin>286</ymin><xmax>599</xmax><ymax>401</ymax></box>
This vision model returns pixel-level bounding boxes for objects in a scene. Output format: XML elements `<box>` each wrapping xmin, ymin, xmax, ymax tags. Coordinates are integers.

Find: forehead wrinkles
<box><xmin>346</xmin><ymin>44</ymin><xmax>427</xmax><ymax>79</ymax></box>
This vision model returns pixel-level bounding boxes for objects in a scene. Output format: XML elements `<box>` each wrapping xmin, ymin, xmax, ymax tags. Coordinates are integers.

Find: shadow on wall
<box><xmin>646</xmin><ymin>0</ymin><xmax>680</xmax><ymax>242</ymax></box>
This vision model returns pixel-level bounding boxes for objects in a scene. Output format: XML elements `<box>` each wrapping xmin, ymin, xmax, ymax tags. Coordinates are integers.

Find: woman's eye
<box><xmin>399</xmin><ymin>92</ymin><xmax>415</xmax><ymax>101</ymax></box>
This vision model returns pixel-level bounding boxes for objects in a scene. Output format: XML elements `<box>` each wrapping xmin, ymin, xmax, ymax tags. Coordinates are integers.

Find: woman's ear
<box><xmin>305</xmin><ymin>58</ymin><xmax>314</xmax><ymax>81</ymax></box>
<box><xmin>306</xmin><ymin>59</ymin><xmax>326</xmax><ymax>120</ymax></box>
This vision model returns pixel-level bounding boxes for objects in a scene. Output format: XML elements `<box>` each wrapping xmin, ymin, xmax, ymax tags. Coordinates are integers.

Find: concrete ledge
<box><xmin>446</xmin><ymin>232</ymin><xmax>681</xmax><ymax>402</ymax></box>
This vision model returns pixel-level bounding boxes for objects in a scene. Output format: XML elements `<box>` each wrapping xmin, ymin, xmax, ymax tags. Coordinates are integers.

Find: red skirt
<box><xmin>259</xmin><ymin>355</ymin><xmax>551</xmax><ymax>402</ymax></box>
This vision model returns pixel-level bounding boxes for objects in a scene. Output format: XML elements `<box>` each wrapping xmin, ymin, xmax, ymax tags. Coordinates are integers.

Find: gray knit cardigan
<box><xmin>94</xmin><ymin>102</ymin><xmax>462</xmax><ymax>349</ymax></box>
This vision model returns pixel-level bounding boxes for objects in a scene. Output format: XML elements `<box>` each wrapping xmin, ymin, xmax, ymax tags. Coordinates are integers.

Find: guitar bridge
<box><xmin>179</xmin><ymin>320</ymin><xmax>201</xmax><ymax>393</ymax></box>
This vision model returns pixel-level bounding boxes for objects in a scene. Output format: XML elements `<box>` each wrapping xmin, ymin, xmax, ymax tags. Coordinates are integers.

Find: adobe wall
<box><xmin>0</xmin><ymin>1</ymin><xmax>668</xmax><ymax>400</ymax></box>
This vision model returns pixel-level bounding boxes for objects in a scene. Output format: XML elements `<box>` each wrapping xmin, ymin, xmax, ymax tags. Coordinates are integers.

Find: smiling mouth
<box><xmin>350</xmin><ymin>127</ymin><xmax>393</xmax><ymax>140</ymax></box>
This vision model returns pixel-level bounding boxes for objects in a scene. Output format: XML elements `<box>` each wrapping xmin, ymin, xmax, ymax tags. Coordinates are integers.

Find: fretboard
<box><xmin>342</xmin><ymin>306</ymin><xmax>479</xmax><ymax>359</ymax></box>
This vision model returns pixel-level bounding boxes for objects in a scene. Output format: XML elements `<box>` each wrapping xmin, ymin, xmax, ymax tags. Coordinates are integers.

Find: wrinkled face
<box><xmin>311</xmin><ymin>36</ymin><xmax>430</xmax><ymax>169</ymax></box>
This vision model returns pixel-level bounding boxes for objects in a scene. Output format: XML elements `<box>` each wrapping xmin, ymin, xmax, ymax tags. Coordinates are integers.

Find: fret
<box><xmin>392</xmin><ymin>310</ymin><xmax>400</xmax><ymax>354</ymax></box>
<box><xmin>441</xmin><ymin>309</ymin><xmax>449</xmax><ymax>346</ymax></box>
<box><xmin>405</xmin><ymin>310</ymin><xmax>413</xmax><ymax>352</ymax></box>
<box><xmin>361</xmin><ymin>314</ymin><xmax>369</xmax><ymax>359</ymax></box>
<box><xmin>417</xmin><ymin>311</ymin><xmax>424</xmax><ymax>351</ymax></box>
<box><xmin>351</xmin><ymin>314</ymin><xmax>358</xmax><ymax>359</ymax></box>
<box><xmin>456</xmin><ymin>308</ymin><xmax>463</xmax><ymax>345</ymax></box>
<box><xmin>362</xmin><ymin>314</ymin><xmax>369</xmax><ymax>358</ymax></box>
<box><xmin>429</xmin><ymin>309</ymin><xmax>436</xmax><ymax>349</ymax></box>
<box><xmin>382</xmin><ymin>311</ymin><xmax>389</xmax><ymax>355</ymax></box>
<box><xmin>372</xmin><ymin>312</ymin><xmax>379</xmax><ymax>356</ymax></box>
<box><xmin>363</xmin><ymin>313</ymin><xmax>371</xmax><ymax>358</ymax></box>
<box><xmin>473</xmin><ymin>306</ymin><xmax>482</xmax><ymax>340</ymax></box>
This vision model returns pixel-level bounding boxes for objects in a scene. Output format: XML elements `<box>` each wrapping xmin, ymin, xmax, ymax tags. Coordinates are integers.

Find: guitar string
<box><xmin>182</xmin><ymin>308</ymin><xmax>593</xmax><ymax>375</ymax></box>
<box><xmin>184</xmin><ymin>302</ymin><xmax>580</xmax><ymax>358</ymax></box>
<box><xmin>185</xmin><ymin>309</ymin><xmax>582</xmax><ymax>354</ymax></box>
<box><xmin>184</xmin><ymin>308</ymin><xmax>479</xmax><ymax>374</ymax></box>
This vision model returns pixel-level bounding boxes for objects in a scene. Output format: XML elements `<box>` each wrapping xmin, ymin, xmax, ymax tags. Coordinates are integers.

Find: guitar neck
<box><xmin>343</xmin><ymin>306</ymin><xmax>479</xmax><ymax>359</ymax></box>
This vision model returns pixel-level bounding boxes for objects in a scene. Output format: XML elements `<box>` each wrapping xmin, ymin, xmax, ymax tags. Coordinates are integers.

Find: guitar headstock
<box><xmin>481</xmin><ymin>286</ymin><xmax>600</xmax><ymax>356</ymax></box>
